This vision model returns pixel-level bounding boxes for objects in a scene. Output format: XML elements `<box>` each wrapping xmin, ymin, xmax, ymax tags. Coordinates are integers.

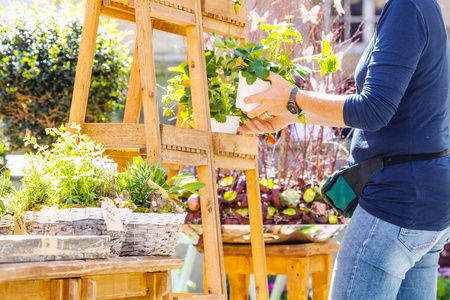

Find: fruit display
<box><xmin>182</xmin><ymin>172</ymin><xmax>344</xmax><ymax>225</ymax></box>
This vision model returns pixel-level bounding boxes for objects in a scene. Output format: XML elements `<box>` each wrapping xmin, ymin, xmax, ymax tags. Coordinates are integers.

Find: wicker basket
<box><xmin>24</xmin><ymin>207</ymin><xmax>132</xmax><ymax>256</ymax></box>
<box><xmin>120</xmin><ymin>212</ymin><xmax>187</xmax><ymax>256</ymax></box>
<box><xmin>0</xmin><ymin>215</ymin><xmax>13</xmax><ymax>235</ymax></box>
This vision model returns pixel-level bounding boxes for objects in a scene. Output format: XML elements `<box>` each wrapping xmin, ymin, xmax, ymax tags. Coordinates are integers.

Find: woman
<box><xmin>238</xmin><ymin>0</ymin><xmax>450</xmax><ymax>298</ymax></box>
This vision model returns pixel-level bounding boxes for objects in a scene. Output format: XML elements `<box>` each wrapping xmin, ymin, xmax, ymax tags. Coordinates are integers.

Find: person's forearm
<box><xmin>302</xmin><ymin>112</ymin><xmax>350</xmax><ymax>127</ymax></box>
<box><xmin>296</xmin><ymin>90</ymin><xmax>348</xmax><ymax>127</ymax></box>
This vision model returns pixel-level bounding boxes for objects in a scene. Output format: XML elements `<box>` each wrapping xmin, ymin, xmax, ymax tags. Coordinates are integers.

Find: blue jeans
<box><xmin>329</xmin><ymin>205</ymin><xmax>450</xmax><ymax>300</ymax></box>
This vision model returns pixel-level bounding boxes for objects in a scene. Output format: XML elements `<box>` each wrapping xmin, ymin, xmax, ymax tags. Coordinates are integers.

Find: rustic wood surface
<box><xmin>0</xmin><ymin>256</ymin><xmax>184</xmax><ymax>283</ymax></box>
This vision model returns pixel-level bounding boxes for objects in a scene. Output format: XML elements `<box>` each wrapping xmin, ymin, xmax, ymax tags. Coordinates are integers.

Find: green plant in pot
<box><xmin>115</xmin><ymin>156</ymin><xmax>206</xmax><ymax>256</ymax></box>
<box><xmin>162</xmin><ymin>50</ymin><xmax>244</xmax><ymax>134</ymax></box>
<box><xmin>5</xmin><ymin>123</ymin><xmax>130</xmax><ymax>256</ymax></box>
<box><xmin>115</xmin><ymin>156</ymin><xmax>205</xmax><ymax>213</ymax></box>
<box><xmin>213</xmin><ymin>18</ymin><xmax>339</xmax><ymax>120</ymax></box>
<box><xmin>10</xmin><ymin>124</ymin><xmax>114</xmax><ymax>213</ymax></box>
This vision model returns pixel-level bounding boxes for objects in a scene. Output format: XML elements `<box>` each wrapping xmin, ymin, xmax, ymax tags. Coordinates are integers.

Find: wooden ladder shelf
<box><xmin>68</xmin><ymin>0</ymin><xmax>269</xmax><ymax>299</ymax></box>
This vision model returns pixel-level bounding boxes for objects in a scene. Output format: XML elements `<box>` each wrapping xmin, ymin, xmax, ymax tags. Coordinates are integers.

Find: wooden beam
<box><xmin>80</xmin><ymin>123</ymin><xmax>147</xmax><ymax>149</ymax></box>
<box><xmin>68</xmin><ymin>0</ymin><xmax>102</xmax><ymax>126</ymax></box>
<box><xmin>161</xmin><ymin>125</ymin><xmax>210</xmax><ymax>151</ymax></box>
<box><xmin>202</xmin><ymin>16</ymin><xmax>247</xmax><ymax>40</ymax></box>
<box><xmin>185</xmin><ymin>0</ymin><xmax>226</xmax><ymax>295</ymax></box>
<box><xmin>135</xmin><ymin>0</ymin><xmax>161</xmax><ymax>165</ymax></box>
<box><xmin>201</xmin><ymin>0</ymin><xmax>247</xmax><ymax>25</ymax></box>
<box><xmin>80</xmin><ymin>124</ymin><xmax>210</xmax><ymax>151</ymax></box>
<box><xmin>214</xmin><ymin>156</ymin><xmax>257</xmax><ymax>170</ymax></box>
<box><xmin>123</xmin><ymin>43</ymin><xmax>142</xmax><ymax>124</ymax></box>
<box><xmin>186</xmin><ymin>22</ymin><xmax>225</xmax><ymax>300</ymax></box>
<box><xmin>82</xmin><ymin>274</ymin><xmax>147</xmax><ymax>299</ymax></box>
<box><xmin>212</xmin><ymin>133</ymin><xmax>259</xmax><ymax>157</ymax></box>
<box><xmin>152</xmin><ymin>19</ymin><xmax>187</xmax><ymax>36</ymax></box>
<box><xmin>110</xmin><ymin>0</ymin><xmax>196</xmax><ymax>26</ymax></box>
<box><xmin>173</xmin><ymin>294</ymin><xmax>227</xmax><ymax>300</ymax></box>
<box><xmin>100</xmin><ymin>6</ymin><xmax>136</xmax><ymax>23</ymax></box>
<box><xmin>246</xmin><ymin>164</ymin><xmax>270</xmax><ymax>300</ymax></box>
<box><xmin>161</xmin><ymin>149</ymin><xmax>208</xmax><ymax>166</ymax></box>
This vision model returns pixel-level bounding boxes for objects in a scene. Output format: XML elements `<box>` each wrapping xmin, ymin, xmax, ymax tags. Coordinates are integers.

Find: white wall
<box><xmin>437</xmin><ymin>0</ymin><xmax>450</xmax><ymax>30</ymax></box>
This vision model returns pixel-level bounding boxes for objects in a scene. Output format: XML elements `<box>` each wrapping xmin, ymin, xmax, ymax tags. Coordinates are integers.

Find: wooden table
<box><xmin>199</xmin><ymin>242</ymin><xmax>340</xmax><ymax>300</ymax></box>
<box><xmin>0</xmin><ymin>256</ymin><xmax>184</xmax><ymax>299</ymax></box>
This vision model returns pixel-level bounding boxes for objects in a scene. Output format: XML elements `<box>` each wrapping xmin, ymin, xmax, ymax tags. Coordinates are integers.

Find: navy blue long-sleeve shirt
<box><xmin>343</xmin><ymin>0</ymin><xmax>450</xmax><ymax>230</ymax></box>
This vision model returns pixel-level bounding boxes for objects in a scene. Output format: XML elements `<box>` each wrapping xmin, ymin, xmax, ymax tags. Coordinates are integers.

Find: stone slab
<box><xmin>0</xmin><ymin>235</ymin><xmax>110</xmax><ymax>263</ymax></box>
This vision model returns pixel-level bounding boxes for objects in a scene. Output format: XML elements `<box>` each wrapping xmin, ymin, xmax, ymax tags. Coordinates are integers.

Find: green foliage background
<box><xmin>0</xmin><ymin>0</ymin><xmax>131</xmax><ymax>153</ymax></box>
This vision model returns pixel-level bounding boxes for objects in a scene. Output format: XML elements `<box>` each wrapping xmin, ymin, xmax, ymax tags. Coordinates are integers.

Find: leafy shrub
<box><xmin>0</xmin><ymin>0</ymin><xmax>131</xmax><ymax>151</ymax></box>
<box><xmin>9</xmin><ymin>124</ymin><xmax>113</xmax><ymax>213</ymax></box>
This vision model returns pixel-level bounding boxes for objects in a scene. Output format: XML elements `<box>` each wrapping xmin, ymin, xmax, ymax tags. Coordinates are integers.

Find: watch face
<box><xmin>287</xmin><ymin>103</ymin><xmax>299</xmax><ymax>114</ymax></box>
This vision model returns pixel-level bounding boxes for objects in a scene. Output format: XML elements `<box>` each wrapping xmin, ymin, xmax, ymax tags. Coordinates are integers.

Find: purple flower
<box><xmin>438</xmin><ymin>267</ymin><xmax>450</xmax><ymax>277</ymax></box>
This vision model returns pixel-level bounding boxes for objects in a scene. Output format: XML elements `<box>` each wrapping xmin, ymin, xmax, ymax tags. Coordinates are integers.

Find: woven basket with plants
<box><xmin>6</xmin><ymin>124</ymin><xmax>132</xmax><ymax>256</ymax></box>
<box><xmin>116</xmin><ymin>156</ymin><xmax>205</xmax><ymax>256</ymax></box>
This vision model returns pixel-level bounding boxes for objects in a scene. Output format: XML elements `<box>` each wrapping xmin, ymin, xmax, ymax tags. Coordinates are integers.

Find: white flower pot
<box><xmin>210</xmin><ymin>115</ymin><xmax>241</xmax><ymax>134</ymax></box>
<box><xmin>235</xmin><ymin>72</ymin><xmax>271</xmax><ymax>112</ymax></box>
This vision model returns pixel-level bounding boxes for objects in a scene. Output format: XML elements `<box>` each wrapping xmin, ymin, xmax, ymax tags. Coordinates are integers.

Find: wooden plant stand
<box><xmin>67</xmin><ymin>0</ymin><xmax>269</xmax><ymax>299</ymax></box>
<box><xmin>198</xmin><ymin>241</ymin><xmax>340</xmax><ymax>300</ymax></box>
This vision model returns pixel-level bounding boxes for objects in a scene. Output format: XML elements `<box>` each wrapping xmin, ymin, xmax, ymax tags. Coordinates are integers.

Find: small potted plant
<box><xmin>115</xmin><ymin>156</ymin><xmax>205</xmax><ymax>256</ymax></box>
<box><xmin>163</xmin><ymin>51</ymin><xmax>244</xmax><ymax>134</ymax></box>
<box><xmin>213</xmin><ymin>18</ymin><xmax>339</xmax><ymax>114</ymax></box>
<box><xmin>7</xmin><ymin>124</ymin><xmax>132</xmax><ymax>256</ymax></box>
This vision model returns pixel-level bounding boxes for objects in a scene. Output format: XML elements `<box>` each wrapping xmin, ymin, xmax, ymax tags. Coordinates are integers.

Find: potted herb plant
<box><xmin>163</xmin><ymin>50</ymin><xmax>244</xmax><ymax>134</ymax></box>
<box><xmin>213</xmin><ymin>18</ymin><xmax>338</xmax><ymax>114</ymax></box>
<box><xmin>115</xmin><ymin>156</ymin><xmax>205</xmax><ymax>256</ymax></box>
<box><xmin>6</xmin><ymin>124</ymin><xmax>132</xmax><ymax>256</ymax></box>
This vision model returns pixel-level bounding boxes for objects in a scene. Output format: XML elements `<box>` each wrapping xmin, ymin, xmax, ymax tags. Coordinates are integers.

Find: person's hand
<box><xmin>238</xmin><ymin>112</ymin><xmax>298</xmax><ymax>134</ymax></box>
<box><xmin>244</xmin><ymin>72</ymin><xmax>295</xmax><ymax>119</ymax></box>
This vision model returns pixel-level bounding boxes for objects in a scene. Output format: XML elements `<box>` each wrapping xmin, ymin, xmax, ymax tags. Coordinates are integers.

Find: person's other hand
<box><xmin>244</xmin><ymin>72</ymin><xmax>295</xmax><ymax>119</ymax></box>
<box><xmin>238</xmin><ymin>112</ymin><xmax>298</xmax><ymax>134</ymax></box>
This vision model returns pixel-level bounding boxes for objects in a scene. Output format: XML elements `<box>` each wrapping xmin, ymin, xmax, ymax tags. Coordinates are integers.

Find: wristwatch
<box><xmin>287</xmin><ymin>87</ymin><xmax>302</xmax><ymax>115</ymax></box>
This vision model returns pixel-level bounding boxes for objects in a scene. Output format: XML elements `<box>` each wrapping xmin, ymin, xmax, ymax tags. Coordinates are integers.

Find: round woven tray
<box><xmin>24</xmin><ymin>207</ymin><xmax>132</xmax><ymax>256</ymax></box>
<box><xmin>120</xmin><ymin>212</ymin><xmax>186</xmax><ymax>256</ymax></box>
<box><xmin>0</xmin><ymin>215</ymin><xmax>13</xmax><ymax>235</ymax></box>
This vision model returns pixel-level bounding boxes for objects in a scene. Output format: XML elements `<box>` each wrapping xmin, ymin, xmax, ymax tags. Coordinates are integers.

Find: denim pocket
<box><xmin>398</xmin><ymin>228</ymin><xmax>440</xmax><ymax>252</ymax></box>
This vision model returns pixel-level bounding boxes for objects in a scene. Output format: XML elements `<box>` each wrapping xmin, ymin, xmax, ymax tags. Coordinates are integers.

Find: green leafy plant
<box><xmin>8</xmin><ymin>123</ymin><xmax>114</xmax><ymax>213</ymax></box>
<box><xmin>162</xmin><ymin>50</ymin><xmax>243</xmax><ymax>125</ymax></box>
<box><xmin>438</xmin><ymin>272</ymin><xmax>450</xmax><ymax>300</ymax></box>
<box><xmin>214</xmin><ymin>18</ymin><xmax>338</xmax><ymax>86</ymax></box>
<box><xmin>0</xmin><ymin>0</ymin><xmax>131</xmax><ymax>152</ymax></box>
<box><xmin>0</xmin><ymin>170</ymin><xmax>14</xmax><ymax>215</ymax></box>
<box><xmin>0</xmin><ymin>122</ymin><xmax>8</xmax><ymax>170</ymax></box>
<box><xmin>116</xmin><ymin>156</ymin><xmax>206</xmax><ymax>213</ymax></box>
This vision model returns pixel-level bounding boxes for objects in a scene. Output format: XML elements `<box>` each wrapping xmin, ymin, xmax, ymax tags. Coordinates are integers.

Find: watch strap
<box><xmin>289</xmin><ymin>87</ymin><xmax>298</xmax><ymax>105</ymax></box>
<box><xmin>289</xmin><ymin>87</ymin><xmax>301</xmax><ymax>113</ymax></box>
